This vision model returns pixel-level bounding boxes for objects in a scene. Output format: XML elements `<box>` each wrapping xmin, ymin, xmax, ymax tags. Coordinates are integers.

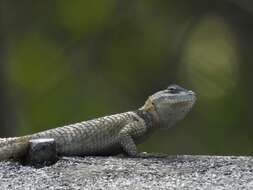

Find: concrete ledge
<box><xmin>0</xmin><ymin>155</ymin><xmax>252</xmax><ymax>189</ymax></box>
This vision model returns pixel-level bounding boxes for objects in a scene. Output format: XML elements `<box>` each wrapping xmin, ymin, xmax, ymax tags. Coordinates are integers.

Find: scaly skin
<box><xmin>0</xmin><ymin>85</ymin><xmax>196</xmax><ymax>160</ymax></box>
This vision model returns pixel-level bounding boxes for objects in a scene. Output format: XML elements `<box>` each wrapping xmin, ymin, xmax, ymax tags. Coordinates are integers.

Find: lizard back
<box><xmin>31</xmin><ymin>111</ymin><xmax>144</xmax><ymax>156</ymax></box>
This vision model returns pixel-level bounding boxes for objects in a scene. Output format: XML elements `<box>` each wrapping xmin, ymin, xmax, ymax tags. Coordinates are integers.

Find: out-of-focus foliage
<box><xmin>0</xmin><ymin>0</ymin><xmax>252</xmax><ymax>155</ymax></box>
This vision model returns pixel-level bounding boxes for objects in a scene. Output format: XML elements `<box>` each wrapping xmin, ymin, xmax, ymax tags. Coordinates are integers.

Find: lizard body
<box><xmin>0</xmin><ymin>85</ymin><xmax>196</xmax><ymax>160</ymax></box>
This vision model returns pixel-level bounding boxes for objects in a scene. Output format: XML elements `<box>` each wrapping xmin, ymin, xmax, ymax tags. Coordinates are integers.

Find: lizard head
<box><xmin>141</xmin><ymin>84</ymin><xmax>196</xmax><ymax>129</ymax></box>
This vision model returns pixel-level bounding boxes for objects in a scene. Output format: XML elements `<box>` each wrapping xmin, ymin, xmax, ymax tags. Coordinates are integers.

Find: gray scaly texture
<box><xmin>0</xmin><ymin>85</ymin><xmax>196</xmax><ymax>160</ymax></box>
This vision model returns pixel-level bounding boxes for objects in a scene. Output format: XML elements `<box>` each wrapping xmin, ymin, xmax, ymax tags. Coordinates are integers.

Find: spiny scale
<box><xmin>31</xmin><ymin>112</ymin><xmax>145</xmax><ymax>156</ymax></box>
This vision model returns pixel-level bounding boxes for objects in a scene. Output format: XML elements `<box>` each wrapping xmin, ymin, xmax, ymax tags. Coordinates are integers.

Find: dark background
<box><xmin>1</xmin><ymin>0</ymin><xmax>252</xmax><ymax>155</ymax></box>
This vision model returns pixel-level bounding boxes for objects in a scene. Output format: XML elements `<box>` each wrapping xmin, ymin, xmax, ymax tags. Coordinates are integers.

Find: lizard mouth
<box><xmin>166</xmin><ymin>94</ymin><xmax>197</xmax><ymax>115</ymax></box>
<box><xmin>167</xmin><ymin>94</ymin><xmax>196</xmax><ymax>105</ymax></box>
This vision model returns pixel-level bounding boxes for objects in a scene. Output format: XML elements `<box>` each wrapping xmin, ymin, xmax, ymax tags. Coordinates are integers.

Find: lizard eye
<box><xmin>167</xmin><ymin>86</ymin><xmax>179</xmax><ymax>94</ymax></box>
<box><xmin>168</xmin><ymin>86</ymin><xmax>176</xmax><ymax>91</ymax></box>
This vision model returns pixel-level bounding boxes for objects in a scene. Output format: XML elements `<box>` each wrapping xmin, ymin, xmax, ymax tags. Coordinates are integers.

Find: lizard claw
<box><xmin>129</xmin><ymin>152</ymin><xmax>149</xmax><ymax>158</ymax></box>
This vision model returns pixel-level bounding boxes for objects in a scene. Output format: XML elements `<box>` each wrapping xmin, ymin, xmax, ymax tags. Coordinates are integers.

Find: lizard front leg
<box><xmin>119</xmin><ymin>120</ymin><xmax>147</xmax><ymax>157</ymax></box>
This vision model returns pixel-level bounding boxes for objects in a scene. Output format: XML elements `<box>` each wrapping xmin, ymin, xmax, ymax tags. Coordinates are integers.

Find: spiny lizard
<box><xmin>0</xmin><ymin>85</ymin><xmax>196</xmax><ymax>160</ymax></box>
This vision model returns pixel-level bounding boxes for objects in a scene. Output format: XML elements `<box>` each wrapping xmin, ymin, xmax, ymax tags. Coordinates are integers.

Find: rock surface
<box><xmin>0</xmin><ymin>155</ymin><xmax>252</xmax><ymax>190</ymax></box>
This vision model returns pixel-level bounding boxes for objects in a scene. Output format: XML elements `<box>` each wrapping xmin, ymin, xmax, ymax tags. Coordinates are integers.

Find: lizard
<box><xmin>0</xmin><ymin>84</ymin><xmax>196</xmax><ymax>160</ymax></box>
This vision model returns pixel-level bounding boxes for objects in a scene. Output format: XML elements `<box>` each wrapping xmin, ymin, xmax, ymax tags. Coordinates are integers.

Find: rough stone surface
<box><xmin>0</xmin><ymin>155</ymin><xmax>252</xmax><ymax>190</ymax></box>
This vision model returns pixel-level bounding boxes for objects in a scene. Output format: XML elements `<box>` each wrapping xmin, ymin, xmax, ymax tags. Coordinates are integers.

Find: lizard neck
<box><xmin>135</xmin><ymin>109</ymin><xmax>159</xmax><ymax>129</ymax></box>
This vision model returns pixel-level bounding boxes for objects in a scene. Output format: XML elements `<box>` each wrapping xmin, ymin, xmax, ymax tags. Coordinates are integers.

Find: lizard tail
<box><xmin>0</xmin><ymin>136</ymin><xmax>30</xmax><ymax>160</ymax></box>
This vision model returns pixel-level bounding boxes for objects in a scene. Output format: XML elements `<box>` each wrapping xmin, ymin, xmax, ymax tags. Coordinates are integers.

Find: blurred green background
<box><xmin>0</xmin><ymin>0</ymin><xmax>252</xmax><ymax>155</ymax></box>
